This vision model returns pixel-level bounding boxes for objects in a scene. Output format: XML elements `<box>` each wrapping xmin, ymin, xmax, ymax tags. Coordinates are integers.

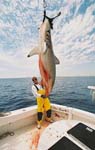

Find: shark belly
<box><xmin>39</xmin><ymin>53</ymin><xmax>55</xmax><ymax>96</ymax></box>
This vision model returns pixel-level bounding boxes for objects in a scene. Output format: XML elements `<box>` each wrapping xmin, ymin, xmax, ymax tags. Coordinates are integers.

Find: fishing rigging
<box><xmin>43</xmin><ymin>0</ymin><xmax>47</xmax><ymax>10</ymax></box>
<box><xmin>42</xmin><ymin>0</ymin><xmax>61</xmax><ymax>29</ymax></box>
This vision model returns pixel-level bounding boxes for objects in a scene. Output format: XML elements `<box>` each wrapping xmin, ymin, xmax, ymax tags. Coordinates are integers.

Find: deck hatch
<box><xmin>67</xmin><ymin>123</ymin><xmax>95</xmax><ymax>150</ymax></box>
<box><xmin>48</xmin><ymin>136</ymin><xmax>82</xmax><ymax>150</ymax></box>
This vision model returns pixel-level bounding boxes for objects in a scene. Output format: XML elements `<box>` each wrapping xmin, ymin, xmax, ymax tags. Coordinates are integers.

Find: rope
<box><xmin>0</xmin><ymin>131</ymin><xmax>14</xmax><ymax>140</ymax></box>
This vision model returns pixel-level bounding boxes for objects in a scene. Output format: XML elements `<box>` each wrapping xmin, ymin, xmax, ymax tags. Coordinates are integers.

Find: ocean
<box><xmin>0</xmin><ymin>77</ymin><xmax>95</xmax><ymax>113</ymax></box>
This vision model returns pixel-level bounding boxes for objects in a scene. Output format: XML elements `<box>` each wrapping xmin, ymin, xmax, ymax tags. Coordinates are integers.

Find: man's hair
<box><xmin>32</xmin><ymin>77</ymin><xmax>37</xmax><ymax>82</ymax></box>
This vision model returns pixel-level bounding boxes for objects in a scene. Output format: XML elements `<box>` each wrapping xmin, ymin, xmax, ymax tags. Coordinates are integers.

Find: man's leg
<box><xmin>37</xmin><ymin>97</ymin><xmax>44</xmax><ymax>129</ymax></box>
<box><xmin>44</xmin><ymin>97</ymin><xmax>53</xmax><ymax>123</ymax></box>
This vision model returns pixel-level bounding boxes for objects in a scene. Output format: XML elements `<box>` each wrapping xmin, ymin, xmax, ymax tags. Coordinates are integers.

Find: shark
<box><xmin>27</xmin><ymin>11</ymin><xmax>61</xmax><ymax>96</ymax></box>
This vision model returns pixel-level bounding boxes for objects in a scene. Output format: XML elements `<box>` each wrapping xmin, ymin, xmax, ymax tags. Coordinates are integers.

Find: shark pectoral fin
<box><xmin>27</xmin><ymin>47</ymin><xmax>39</xmax><ymax>57</ymax></box>
<box><xmin>54</xmin><ymin>55</ymin><xmax>60</xmax><ymax>64</ymax></box>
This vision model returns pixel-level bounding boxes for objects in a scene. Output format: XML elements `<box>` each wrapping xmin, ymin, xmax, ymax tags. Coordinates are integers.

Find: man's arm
<box><xmin>32</xmin><ymin>85</ymin><xmax>41</xmax><ymax>97</ymax></box>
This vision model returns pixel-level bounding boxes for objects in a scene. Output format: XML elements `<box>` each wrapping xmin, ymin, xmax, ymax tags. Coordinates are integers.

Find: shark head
<box><xmin>43</xmin><ymin>16</ymin><xmax>53</xmax><ymax>30</ymax></box>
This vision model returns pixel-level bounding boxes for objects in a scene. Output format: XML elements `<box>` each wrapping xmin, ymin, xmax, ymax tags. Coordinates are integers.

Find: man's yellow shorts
<box><xmin>36</xmin><ymin>89</ymin><xmax>51</xmax><ymax>112</ymax></box>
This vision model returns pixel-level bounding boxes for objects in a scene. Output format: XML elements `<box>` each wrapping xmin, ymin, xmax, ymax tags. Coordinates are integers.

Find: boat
<box><xmin>88</xmin><ymin>86</ymin><xmax>95</xmax><ymax>90</ymax></box>
<box><xmin>88</xmin><ymin>86</ymin><xmax>95</xmax><ymax>101</ymax></box>
<box><xmin>0</xmin><ymin>103</ymin><xmax>95</xmax><ymax>150</ymax></box>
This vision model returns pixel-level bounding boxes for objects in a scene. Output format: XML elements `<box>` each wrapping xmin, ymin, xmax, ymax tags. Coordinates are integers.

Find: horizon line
<box><xmin>0</xmin><ymin>75</ymin><xmax>95</xmax><ymax>79</ymax></box>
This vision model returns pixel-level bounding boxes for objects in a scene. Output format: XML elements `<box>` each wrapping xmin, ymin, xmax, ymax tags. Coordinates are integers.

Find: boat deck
<box><xmin>38</xmin><ymin>120</ymin><xmax>95</xmax><ymax>150</ymax></box>
<box><xmin>0</xmin><ymin>121</ymin><xmax>50</xmax><ymax>150</ymax></box>
<box><xmin>0</xmin><ymin>120</ymin><xmax>95</xmax><ymax>150</ymax></box>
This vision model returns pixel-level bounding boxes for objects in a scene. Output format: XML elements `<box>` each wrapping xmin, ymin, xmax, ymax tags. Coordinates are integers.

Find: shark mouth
<box><xmin>39</xmin><ymin>56</ymin><xmax>50</xmax><ymax>96</ymax></box>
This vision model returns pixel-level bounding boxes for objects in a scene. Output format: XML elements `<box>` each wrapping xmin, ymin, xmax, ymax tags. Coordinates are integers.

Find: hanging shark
<box><xmin>27</xmin><ymin>11</ymin><xmax>61</xmax><ymax>96</ymax></box>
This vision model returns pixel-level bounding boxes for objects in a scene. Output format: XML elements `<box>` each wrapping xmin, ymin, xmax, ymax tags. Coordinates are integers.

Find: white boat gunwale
<box><xmin>0</xmin><ymin>103</ymin><xmax>95</xmax><ymax>135</ymax></box>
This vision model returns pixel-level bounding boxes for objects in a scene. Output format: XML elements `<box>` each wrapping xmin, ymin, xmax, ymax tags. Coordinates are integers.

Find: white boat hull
<box><xmin>0</xmin><ymin>104</ymin><xmax>95</xmax><ymax>150</ymax></box>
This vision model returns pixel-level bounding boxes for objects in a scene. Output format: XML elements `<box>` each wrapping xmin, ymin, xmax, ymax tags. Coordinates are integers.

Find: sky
<box><xmin>0</xmin><ymin>0</ymin><xmax>95</xmax><ymax>78</ymax></box>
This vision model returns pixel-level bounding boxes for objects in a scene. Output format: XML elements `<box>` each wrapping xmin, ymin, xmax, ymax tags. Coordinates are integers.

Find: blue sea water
<box><xmin>0</xmin><ymin>77</ymin><xmax>95</xmax><ymax>113</ymax></box>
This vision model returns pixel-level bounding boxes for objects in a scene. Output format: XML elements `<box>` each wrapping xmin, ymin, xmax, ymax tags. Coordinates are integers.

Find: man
<box><xmin>32</xmin><ymin>76</ymin><xmax>53</xmax><ymax>129</ymax></box>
